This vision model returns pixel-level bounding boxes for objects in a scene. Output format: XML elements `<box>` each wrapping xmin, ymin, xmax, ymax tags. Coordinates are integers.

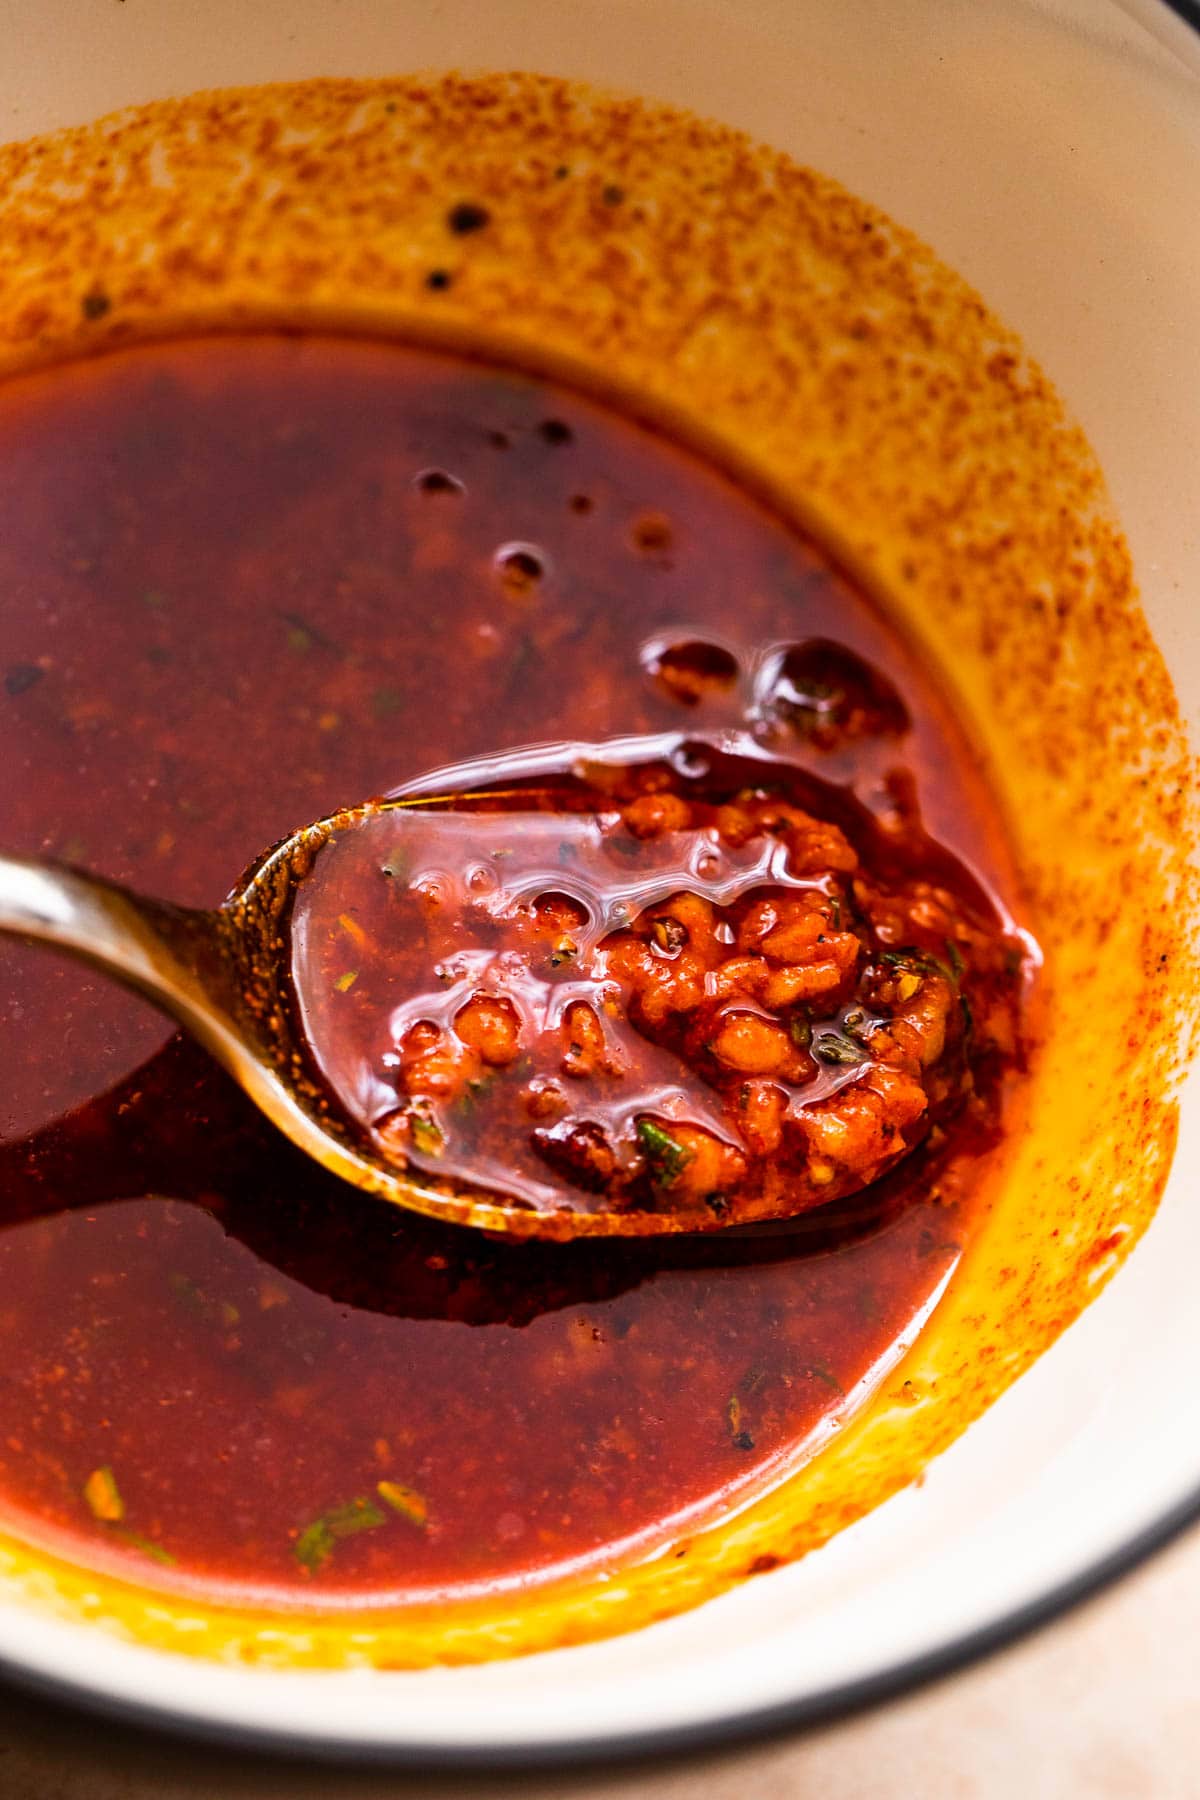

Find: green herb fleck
<box><xmin>295</xmin><ymin>1497</ymin><xmax>387</xmax><ymax>1573</ymax></box>
<box><xmin>856</xmin><ymin>1288</ymin><xmax>884</xmax><ymax>1325</ymax></box>
<box><xmin>806</xmin><ymin>1359</ymin><xmax>845</xmax><ymax>1396</ymax></box>
<box><xmin>843</xmin><ymin>1007</ymin><xmax>872</xmax><ymax>1042</ymax></box>
<box><xmin>167</xmin><ymin>1270</ymin><xmax>208</xmax><ymax>1318</ymax></box>
<box><xmin>881</xmin><ymin>945</ymin><xmax>956</xmax><ymax>984</ymax></box>
<box><xmin>409</xmin><ymin>1111</ymin><xmax>445</xmax><ymax>1157</ymax></box>
<box><xmin>739</xmin><ymin>1363</ymin><xmax>768</xmax><ymax>1396</ymax></box>
<box><xmin>813</xmin><ymin>1031</ymin><xmax>867</xmax><ymax>1067</ymax></box>
<box><xmin>372</xmin><ymin>685</ymin><xmax>405</xmax><ymax>719</ymax></box>
<box><xmin>335</xmin><ymin>969</ymin><xmax>359</xmax><ymax>993</ymax></box>
<box><xmin>115</xmin><ymin>1529</ymin><xmax>176</xmax><ymax>1566</ymax></box>
<box><xmin>636</xmin><ymin>1118</ymin><xmax>693</xmax><ymax>1188</ymax></box>
<box><xmin>788</xmin><ymin>1014</ymin><xmax>812</xmax><ymax>1050</ymax></box>
<box><xmin>945</xmin><ymin>939</ymin><xmax>966</xmax><ymax>979</ymax></box>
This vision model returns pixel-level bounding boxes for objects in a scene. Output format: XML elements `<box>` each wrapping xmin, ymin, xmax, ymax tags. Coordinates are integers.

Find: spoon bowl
<box><xmin>0</xmin><ymin>799</ymin><xmax>620</xmax><ymax>1240</ymax></box>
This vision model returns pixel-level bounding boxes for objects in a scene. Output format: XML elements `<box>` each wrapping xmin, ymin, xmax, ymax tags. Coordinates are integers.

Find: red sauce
<box><xmin>291</xmin><ymin>742</ymin><xmax>1024</xmax><ymax>1227</ymax></box>
<box><xmin>0</xmin><ymin>336</ymin><xmax>1031</xmax><ymax>1602</ymax></box>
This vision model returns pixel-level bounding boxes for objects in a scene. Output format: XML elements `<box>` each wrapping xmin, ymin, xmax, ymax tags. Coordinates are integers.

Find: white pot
<box><xmin>1</xmin><ymin>0</ymin><xmax>1198</xmax><ymax>1764</ymax></box>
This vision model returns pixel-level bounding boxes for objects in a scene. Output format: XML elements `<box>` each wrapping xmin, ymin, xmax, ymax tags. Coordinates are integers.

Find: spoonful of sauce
<box><xmin>0</xmin><ymin>734</ymin><xmax>1026</xmax><ymax>1238</ymax></box>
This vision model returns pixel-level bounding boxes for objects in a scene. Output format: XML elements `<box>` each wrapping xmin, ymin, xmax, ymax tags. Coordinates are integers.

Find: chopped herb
<box><xmin>636</xmin><ymin>1118</ymin><xmax>693</xmax><ymax>1188</ymax></box>
<box><xmin>167</xmin><ymin>1270</ymin><xmax>208</xmax><ymax>1317</ymax></box>
<box><xmin>286</xmin><ymin>622</ymin><xmax>314</xmax><ymax>653</ymax></box>
<box><xmin>726</xmin><ymin>1394</ymin><xmax>743</xmax><ymax>1435</ymax></box>
<box><xmin>335</xmin><ymin>969</ymin><xmax>359</xmax><ymax>993</ymax></box>
<box><xmin>829</xmin><ymin>894</ymin><xmax>842</xmax><ymax>929</ymax></box>
<box><xmin>788</xmin><ymin>1013</ymin><xmax>812</xmax><ymax>1049</ymax></box>
<box><xmin>377</xmin><ymin>1480</ymin><xmax>429</xmax><ymax>1527</ymax></box>
<box><xmin>813</xmin><ymin>1031</ymin><xmax>867</xmax><ymax>1066</ymax></box>
<box><xmin>456</xmin><ymin>1076</ymin><xmax>487</xmax><ymax>1117</ymax></box>
<box><xmin>945</xmin><ymin>939</ymin><xmax>966</xmax><ymax>979</ymax></box>
<box><xmin>960</xmin><ymin>992</ymin><xmax>974</xmax><ymax>1038</ymax></box>
<box><xmin>372</xmin><ymin>685</ymin><xmax>405</xmax><ymax>719</ymax></box>
<box><xmin>409</xmin><ymin>1111</ymin><xmax>445</xmax><ymax>1157</ymax></box>
<box><xmin>739</xmin><ymin>1363</ymin><xmax>768</xmax><ymax>1395</ymax></box>
<box><xmin>881</xmin><ymin>945</ymin><xmax>956</xmax><ymax>984</ymax></box>
<box><xmin>83</xmin><ymin>1466</ymin><xmax>124</xmax><ymax>1523</ymax></box>
<box><xmin>294</xmin><ymin>1496</ymin><xmax>387</xmax><ymax>1573</ymax></box>
<box><xmin>115</xmin><ymin>1529</ymin><xmax>176</xmax><ymax>1566</ymax></box>
<box><xmin>807</xmin><ymin>1359</ymin><xmax>845</xmax><ymax>1395</ymax></box>
<box><xmin>856</xmin><ymin>1288</ymin><xmax>884</xmax><ymax>1325</ymax></box>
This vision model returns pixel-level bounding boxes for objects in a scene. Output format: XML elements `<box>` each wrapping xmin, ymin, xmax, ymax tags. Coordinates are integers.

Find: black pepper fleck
<box><xmin>601</xmin><ymin>183</ymin><xmax>625</xmax><ymax>206</ymax></box>
<box><xmin>425</xmin><ymin>269</ymin><xmax>452</xmax><ymax>291</ymax></box>
<box><xmin>446</xmin><ymin>202</ymin><xmax>490</xmax><ymax>235</ymax></box>
<box><xmin>81</xmin><ymin>290</ymin><xmax>110</xmax><ymax>321</ymax></box>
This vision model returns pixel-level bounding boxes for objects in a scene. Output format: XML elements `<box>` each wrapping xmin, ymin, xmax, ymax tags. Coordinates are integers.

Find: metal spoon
<box><xmin>0</xmin><ymin>734</ymin><xmax>800</xmax><ymax>1241</ymax></box>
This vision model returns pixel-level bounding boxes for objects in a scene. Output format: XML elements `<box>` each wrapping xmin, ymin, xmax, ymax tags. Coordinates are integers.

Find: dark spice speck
<box><xmin>446</xmin><ymin>202</ymin><xmax>490</xmax><ymax>235</ymax></box>
<box><xmin>4</xmin><ymin>664</ymin><xmax>43</xmax><ymax>698</ymax></box>
<box><xmin>538</xmin><ymin>419</ymin><xmax>573</xmax><ymax>446</ymax></box>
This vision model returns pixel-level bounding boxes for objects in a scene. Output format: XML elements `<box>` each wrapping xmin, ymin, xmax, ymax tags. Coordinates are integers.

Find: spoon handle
<box><xmin>0</xmin><ymin>851</ymin><xmax>234</xmax><ymax>1047</ymax></box>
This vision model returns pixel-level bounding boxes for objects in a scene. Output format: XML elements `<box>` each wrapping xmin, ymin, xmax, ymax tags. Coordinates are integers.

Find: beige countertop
<box><xmin>0</xmin><ymin>1520</ymin><xmax>1196</xmax><ymax>1800</ymax></box>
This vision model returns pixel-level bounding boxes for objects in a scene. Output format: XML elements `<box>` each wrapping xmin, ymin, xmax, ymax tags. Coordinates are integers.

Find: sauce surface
<box><xmin>0</xmin><ymin>336</ymin><xmax>1030</xmax><ymax>1602</ymax></box>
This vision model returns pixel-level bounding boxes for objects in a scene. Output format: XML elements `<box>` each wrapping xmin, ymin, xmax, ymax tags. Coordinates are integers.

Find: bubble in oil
<box><xmin>494</xmin><ymin>543</ymin><xmax>547</xmax><ymax>599</ymax></box>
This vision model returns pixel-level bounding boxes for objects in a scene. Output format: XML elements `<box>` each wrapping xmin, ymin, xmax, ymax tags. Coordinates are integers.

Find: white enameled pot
<box><xmin>1</xmin><ymin>0</ymin><xmax>1199</xmax><ymax>1764</ymax></box>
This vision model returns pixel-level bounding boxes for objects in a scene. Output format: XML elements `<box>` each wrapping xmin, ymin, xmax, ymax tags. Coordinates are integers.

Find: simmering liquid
<box><xmin>0</xmin><ymin>337</ymin><xmax>1028</xmax><ymax>1602</ymax></box>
